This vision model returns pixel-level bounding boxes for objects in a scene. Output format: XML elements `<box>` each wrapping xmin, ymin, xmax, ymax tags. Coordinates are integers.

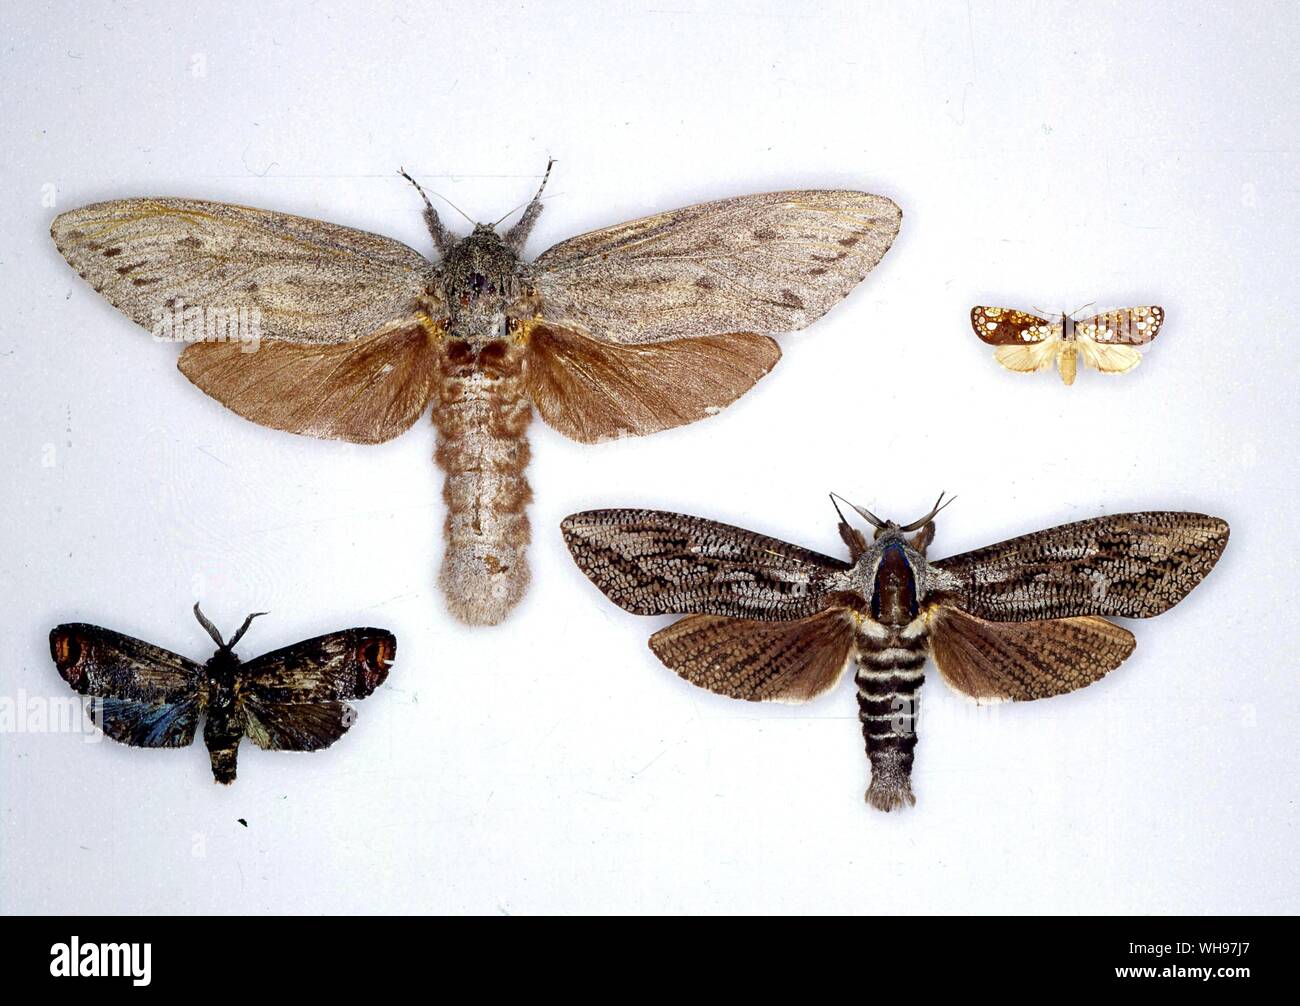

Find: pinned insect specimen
<box><xmin>561</xmin><ymin>499</ymin><xmax>1228</xmax><ymax>810</ymax></box>
<box><xmin>971</xmin><ymin>305</ymin><xmax>1164</xmax><ymax>384</ymax></box>
<box><xmin>50</xmin><ymin>168</ymin><xmax>901</xmax><ymax>625</ymax></box>
<box><xmin>49</xmin><ymin>604</ymin><xmax>394</xmax><ymax>783</ymax></box>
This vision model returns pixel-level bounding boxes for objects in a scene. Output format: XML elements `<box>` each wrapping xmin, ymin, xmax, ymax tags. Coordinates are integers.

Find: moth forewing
<box><xmin>53</xmin><ymin>179</ymin><xmax>901</xmax><ymax>625</ymax></box>
<box><xmin>50</xmin><ymin>198</ymin><xmax>432</xmax><ymax>344</ymax></box>
<box><xmin>930</xmin><ymin>512</ymin><xmax>1230</xmax><ymax>622</ymax></box>
<box><xmin>533</xmin><ymin>190</ymin><xmax>902</xmax><ymax>344</ymax></box>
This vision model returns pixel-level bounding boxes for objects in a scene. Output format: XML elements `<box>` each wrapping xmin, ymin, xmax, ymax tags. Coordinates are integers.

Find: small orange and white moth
<box><xmin>970</xmin><ymin>305</ymin><xmax>1164</xmax><ymax>385</ymax></box>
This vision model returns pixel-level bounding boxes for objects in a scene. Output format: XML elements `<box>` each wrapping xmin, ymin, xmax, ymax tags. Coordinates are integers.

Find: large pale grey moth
<box><xmin>51</xmin><ymin>167</ymin><xmax>901</xmax><ymax>625</ymax></box>
<box><xmin>561</xmin><ymin>499</ymin><xmax>1228</xmax><ymax>810</ymax></box>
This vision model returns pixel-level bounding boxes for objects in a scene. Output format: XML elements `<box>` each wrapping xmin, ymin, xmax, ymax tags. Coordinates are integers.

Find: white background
<box><xmin>1</xmin><ymin>0</ymin><xmax>1296</xmax><ymax>915</ymax></box>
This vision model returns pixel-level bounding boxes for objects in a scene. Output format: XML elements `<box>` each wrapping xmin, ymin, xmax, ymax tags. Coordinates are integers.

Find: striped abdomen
<box><xmin>854</xmin><ymin>629</ymin><xmax>927</xmax><ymax>811</ymax></box>
<box><xmin>433</xmin><ymin>340</ymin><xmax>533</xmax><ymax>625</ymax></box>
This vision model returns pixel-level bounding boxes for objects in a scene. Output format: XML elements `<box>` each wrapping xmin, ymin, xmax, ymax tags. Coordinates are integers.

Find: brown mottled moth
<box><xmin>562</xmin><ymin>499</ymin><xmax>1228</xmax><ymax>810</ymax></box>
<box><xmin>972</xmin><ymin>305</ymin><xmax>1164</xmax><ymax>384</ymax></box>
<box><xmin>49</xmin><ymin>604</ymin><xmax>394</xmax><ymax>783</ymax></box>
<box><xmin>50</xmin><ymin>167</ymin><xmax>901</xmax><ymax>625</ymax></box>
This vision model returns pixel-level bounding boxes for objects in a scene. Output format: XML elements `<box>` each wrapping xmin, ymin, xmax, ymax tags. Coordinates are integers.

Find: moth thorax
<box><xmin>442</xmin><ymin>230</ymin><xmax>521</xmax><ymax>317</ymax></box>
<box><xmin>205</xmin><ymin>650</ymin><xmax>240</xmax><ymax>686</ymax></box>
<box><xmin>871</xmin><ymin>543</ymin><xmax>919</xmax><ymax>627</ymax></box>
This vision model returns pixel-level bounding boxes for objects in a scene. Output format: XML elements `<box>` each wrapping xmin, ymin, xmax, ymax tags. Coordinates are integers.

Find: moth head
<box><xmin>418</xmin><ymin>161</ymin><xmax>555</xmax><ymax>314</ymax></box>
<box><xmin>831</xmin><ymin>492</ymin><xmax>953</xmax><ymax>558</ymax></box>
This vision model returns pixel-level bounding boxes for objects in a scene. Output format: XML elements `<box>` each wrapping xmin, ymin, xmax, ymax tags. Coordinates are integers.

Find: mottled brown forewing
<box><xmin>561</xmin><ymin>509</ymin><xmax>850</xmax><ymax>619</ymax></box>
<box><xmin>242</xmin><ymin>629</ymin><xmax>396</xmax><ymax>702</ymax></box>
<box><xmin>49</xmin><ymin>624</ymin><xmax>205</xmax><ymax>747</ymax></box>
<box><xmin>928</xmin><ymin>608</ymin><xmax>1136</xmax><ymax>700</ymax></box>
<box><xmin>534</xmin><ymin>190</ymin><xmax>901</xmax><ymax>344</ymax></box>
<box><xmin>970</xmin><ymin>306</ymin><xmax>1058</xmax><ymax>345</ymax></box>
<box><xmin>524</xmin><ymin>321</ymin><xmax>780</xmax><ymax>444</ymax></box>
<box><xmin>932</xmin><ymin>512</ymin><xmax>1230</xmax><ymax>621</ymax></box>
<box><xmin>649</xmin><ymin>608</ymin><xmax>855</xmax><ymax>702</ymax></box>
<box><xmin>1075</xmin><ymin>306</ymin><xmax>1164</xmax><ymax>345</ymax></box>
<box><xmin>50</xmin><ymin>624</ymin><xmax>203</xmax><ymax>701</ymax></box>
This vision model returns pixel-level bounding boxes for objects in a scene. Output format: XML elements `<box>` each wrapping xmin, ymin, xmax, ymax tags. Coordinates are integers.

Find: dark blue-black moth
<box><xmin>50</xmin><ymin>604</ymin><xmax>393</xmax><ymax>783</ymax></box>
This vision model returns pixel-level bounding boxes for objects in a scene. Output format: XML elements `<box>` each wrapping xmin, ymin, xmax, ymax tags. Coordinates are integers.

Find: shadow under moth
<box><xmin>971</xmin><ymin>305</ymin><xmax>1164</xmax><ymax>384</ymax></box>
<box><xmin>49</xmin><ymin>604</ymin><xmax>394</xmax><ymax>783</ymax></box>
<box><xmin>561</xmin><ymin>499</ymin><xmax>1228</xmax><ymax>810</ymax></box>
<box><xmin>50</xmin><ymin>167</ymin><xmax>901</xmax><ymax>625</ymax></box>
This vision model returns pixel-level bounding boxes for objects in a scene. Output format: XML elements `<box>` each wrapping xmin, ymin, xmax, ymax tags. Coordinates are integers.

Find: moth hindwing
<box><xmin>562</xmin><ymin>501</ymin><xmax>1227</xmax><ymax>811</ymax></box>
<box><xmin>970</xmin><ymin>305</ymin><xmax>1164</xmax><ymax>385</ymax></box>
<box><xmin>52</xmin><ymin>172</ymin><xmax>901</xmax><ymax>625</ymax></box>
<box><xmin>49</xmin><ymin>605</ymin><xmax>395</xmax><ymax>783</ymax></box>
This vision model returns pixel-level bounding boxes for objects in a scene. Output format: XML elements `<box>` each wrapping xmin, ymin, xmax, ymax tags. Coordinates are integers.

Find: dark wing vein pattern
<box><xmin>933</xmin><ymin>512</ymin><xmax>1229</xmax><ymax>621</ymax></box>
<box><xmin>561</xmin><ymin>509</ymin><xmax>850</xmax><ymax>619</ymax></box>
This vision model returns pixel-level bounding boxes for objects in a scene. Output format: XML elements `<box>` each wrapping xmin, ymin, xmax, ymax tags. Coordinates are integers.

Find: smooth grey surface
<box><xmin>1</xmin><ymin>0</ymin><xmax>1296</xmax><ymax>914</ymax></box>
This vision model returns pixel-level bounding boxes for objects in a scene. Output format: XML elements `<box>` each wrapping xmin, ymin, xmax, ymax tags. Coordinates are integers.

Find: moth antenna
<box><xmin>1068</xmin><ymin>300</ymin><xmax>1096</xmax><ymax>318</ymax></box>
<box><xmin>503</xmin><ymin>158</ymin><xmax>556</xmax><ymax>252</ymax></box>
<box><xmin>227</xmin><ymin>611</ymin><xmax>269</xmax><ymax>650</ymax></box>
<box><xmin>492</xmin><ymin>160</ymin><xmax>555</xmax><ymax>228</ymax></box>
<box><xmin>193</xmin><ymin>602</ymin><xmax>225</xmax><ymax>649</ymax></box>
<box><xmin>399</xmin><ymin>167</ymin><xmax>467</xmax><ymax>256</ymax></box>
<box><xmin>830</xmin><ymin>491</ymin><xmax>886</xmax><ymax>530</ymax></box>
<box><xmin>829</xmin><ymin>492</ymin><xmax>851</xmax><ymax>528</ymax></box>
<box><xmin>900</xmin><ymin>492</ymin><xmax>957</xmax><ymax>533</ymax></box>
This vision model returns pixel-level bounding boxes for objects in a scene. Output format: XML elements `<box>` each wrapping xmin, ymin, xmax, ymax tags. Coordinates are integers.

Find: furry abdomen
<box><xmin>433</xmin><ymin>341</ymin><xmax>533</xmax><ymax>625</ymax></box>
<box><xmin>854</xmin><ymin>627</ymin><xmax>928</xmax><ymax>811</ymax></box>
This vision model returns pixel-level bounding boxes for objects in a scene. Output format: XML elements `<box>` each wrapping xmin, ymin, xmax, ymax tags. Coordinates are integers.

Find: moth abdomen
<box><xmin>855</xmin><ymin>636</ymin><xmax>927</xmax><ymax>812</ymax></box>
<box><xmin>207</xmin><ymin>741</ymin><xmax>240</xmax><ymax>785</ymax></box>
<box><xmin>202</xmin><ymin>665</ymin><xmax>243</xmax><ymax>784</ymax></box>
<box><xmin>434</xmin><ymin>341</ymin><xmax>534</xmax><ymax>625</ymax></box>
